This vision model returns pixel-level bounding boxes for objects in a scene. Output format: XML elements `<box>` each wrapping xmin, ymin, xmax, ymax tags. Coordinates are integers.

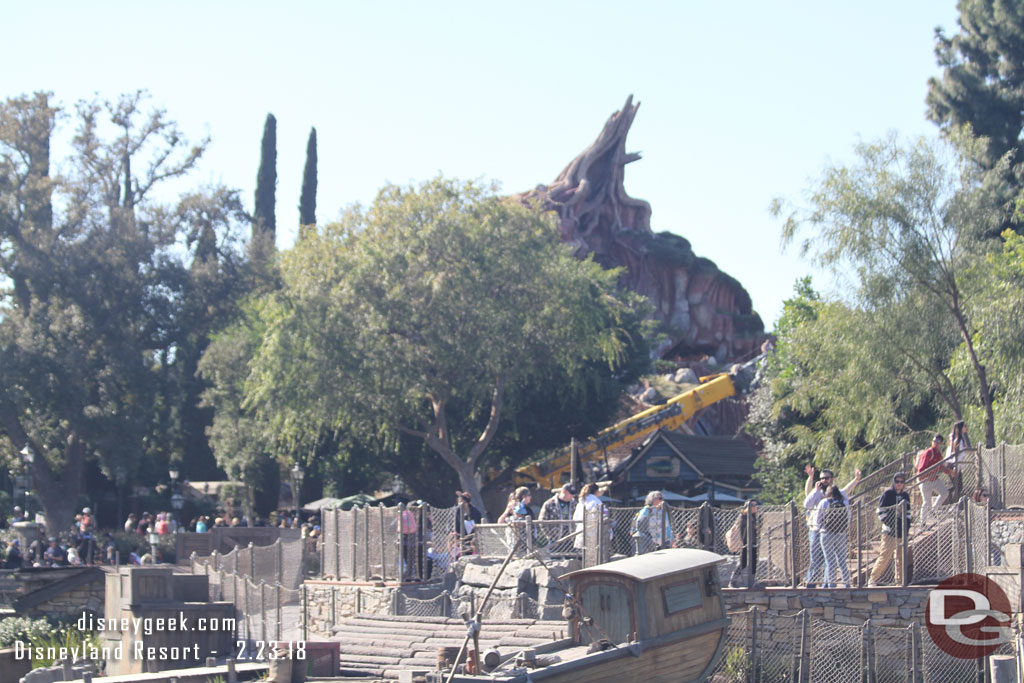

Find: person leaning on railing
<box><xmin>868</xmin><ymin>474</ymin><xmax>911</xmax><ymax>586</ymax></box>
<box><xmin>947</xmin><ymin>421</ymin><xmax>971</xmax><ymax>501</ymax></box>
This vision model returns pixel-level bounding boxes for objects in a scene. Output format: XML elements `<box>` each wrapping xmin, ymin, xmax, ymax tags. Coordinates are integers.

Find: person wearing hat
<box><xmin>868</xmin><ymin>474</ymin><xmax>912</xmax><ymax>586</ymax></box>
<box><xmin>43</xmin><ymin>537</ymin><xmax>66</xmax><ymax>566</ymax></box>
<box><xmin>539</xmin><ymin>484</ymin><xmax>577</xmax><ymax>553</ymax></box>
<box><xmin>10</xmin><ymin>506</ymin><xmax>25</xmax><ymax>524</ymax></box>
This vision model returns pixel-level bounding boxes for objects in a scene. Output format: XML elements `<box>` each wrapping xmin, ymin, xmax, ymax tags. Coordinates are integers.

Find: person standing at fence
<box><xmin>915</xmin><ymin>433</ymin><xmax>951</xmax><ymax>526</ymax></box>
<box><xmin>573</xmin><ymin>483</ymin><xmax>607</xmax><ymax>550</ymax></box>
<box><xmin>632</xmin><ymin>491</ymin><xmax>672</xmax><ymax>555</ymax></box>
<box><xmin>728</xmin><ymin>501</ymin><xmax>758</xmax><ymax>588</ymax></box>
<box><xmin>947</xmin><ymin>421</ymin><xmax>971</xmax><ymax>502</ymax></box>
<box><xmin>803</xmin><ymin>466</ymin><xmax>860</xmax><ymax>587</ymax></box>
<box><xmin>816</xmin><ymin>485</ymin><xmax>851</xmax><ymax>588</ymax></box>
<box><xmin>455</xmin><ymin>492</ymin><xmax>482</xmax><ymax>556</ymax></box>
<box><xmin>398</xmin><ymin>505</ymin><xmax>419</xmax><ymax>581</ymax></box>
<box><xmin>539</xmin><ymin>484</ymin><xmax>576</xmax><ymax>551</ymax></box>
<box><xmin>868</xmin><ymin>474</ymin><xmax>912</xmax><ymax>586</ymax></box>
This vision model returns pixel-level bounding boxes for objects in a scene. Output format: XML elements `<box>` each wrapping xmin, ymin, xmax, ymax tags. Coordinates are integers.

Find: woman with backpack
<box><xmin>816</xmin><ymin>485</ymin><xmax>851</xmax><ymax>588</ymax></box>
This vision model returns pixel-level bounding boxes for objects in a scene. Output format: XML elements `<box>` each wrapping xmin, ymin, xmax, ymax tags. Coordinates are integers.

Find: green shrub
<box><xmin>0</xmin><ymin>616</ymin><xmax>57</xmax><ymax>648</ymax></box>
<box><xmin>28</xmin><ymin>625</ymin><xmax>101</xmax><ymax>669</ymax></box>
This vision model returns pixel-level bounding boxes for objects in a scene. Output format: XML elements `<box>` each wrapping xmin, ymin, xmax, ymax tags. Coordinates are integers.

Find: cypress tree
<box><xmin>299</xmin><ymin>126</ymin><xmax>317</xmax><ymax>226</ymax></box>
<box><xmin>252</xmin><ymin>113</ymin><xmax>277</xmax><ymax>258</ymax></box>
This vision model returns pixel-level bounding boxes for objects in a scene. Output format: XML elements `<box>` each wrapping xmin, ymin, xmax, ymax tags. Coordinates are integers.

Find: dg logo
<box><xmin>927</xmin><ymin>573</ymin><xmax>1013</xmax><ymax>659</ymax></box>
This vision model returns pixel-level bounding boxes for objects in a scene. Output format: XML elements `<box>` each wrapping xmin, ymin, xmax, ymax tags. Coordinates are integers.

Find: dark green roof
<box><xmin>614</xmin><ymin>430</ymin><xmax>759</xmax><ymax>487</ymax></box>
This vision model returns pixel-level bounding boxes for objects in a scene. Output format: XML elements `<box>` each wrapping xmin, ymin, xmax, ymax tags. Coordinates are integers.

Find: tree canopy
<box><xmin>243</xmin><ymin>177</ymin><xmax>649</xmax><ymax>511</ymax></box>
<box><xmin>0</xmin><ymin>91</ymin><xmax>250</xmax><ymax>530</ymax></box>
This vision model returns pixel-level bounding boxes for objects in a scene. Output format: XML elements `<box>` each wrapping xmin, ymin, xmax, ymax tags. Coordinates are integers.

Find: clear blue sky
<box><xmin>3</xmin><ymin>1</ymin><xmax>960</xmax><ymax>329</ymax></box>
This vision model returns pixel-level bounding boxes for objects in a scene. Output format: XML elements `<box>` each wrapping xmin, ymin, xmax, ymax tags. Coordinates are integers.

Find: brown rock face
<box><xmin>517</xmin><ymin>96</ymin><xmax>766</xmax><ymax>361</ymax></box>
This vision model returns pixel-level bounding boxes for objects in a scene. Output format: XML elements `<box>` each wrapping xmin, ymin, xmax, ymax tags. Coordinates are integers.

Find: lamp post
<box><xmin>291</xmin><ymin>463</ymin><xmax>305</xmax><ymax>521</ymax></box>
<box><xmin>114</xmin><ymin>466</ymin><xmax>127</xmax><ymax>532</ymax></box>
<box><xmin>19</xmin><ymin>445</ymin><xmax>35</xmax><ymax>520</ymax></box>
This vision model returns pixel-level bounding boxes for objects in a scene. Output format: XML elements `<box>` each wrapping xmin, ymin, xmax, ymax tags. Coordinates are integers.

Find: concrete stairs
<box><xmin>330</xmin><ymin>613</ymin><xmax>568</xmax><ymax>679</ymax></box>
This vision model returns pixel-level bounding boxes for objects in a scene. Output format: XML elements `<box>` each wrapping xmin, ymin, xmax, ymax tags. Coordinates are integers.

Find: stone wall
<box><xmin>724</xmin><ymin>587</ymin><xmax>932</xmax><ymax>627</ymax></box>
<box><xmin>20</xmin><ymin>577</ymin><xmax>104</xmax><ymax>619</ymax></box>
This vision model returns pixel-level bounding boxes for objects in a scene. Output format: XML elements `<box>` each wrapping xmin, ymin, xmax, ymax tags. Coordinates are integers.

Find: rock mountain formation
<box><xmin>517</xmin><ymin>96</ymin><xmax>766</xmax><ymax>362</ymax></box>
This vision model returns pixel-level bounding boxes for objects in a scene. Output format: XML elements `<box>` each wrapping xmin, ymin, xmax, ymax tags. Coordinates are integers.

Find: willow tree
<box><xmin>774</xmin><ymin>136</ymin><xmax>1004</xmax><ymax>448</ymax></box>
<box><xmin>245</xmin><ymin>177</ymin><xmax>647</xmax><ymax>511</ymax></box>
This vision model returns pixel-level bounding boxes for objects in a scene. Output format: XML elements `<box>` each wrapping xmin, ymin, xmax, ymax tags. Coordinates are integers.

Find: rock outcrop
<box><xmin>517</xmin><ymin>96</ymin><xmax>766</xmax><ymax>361</ymax></box>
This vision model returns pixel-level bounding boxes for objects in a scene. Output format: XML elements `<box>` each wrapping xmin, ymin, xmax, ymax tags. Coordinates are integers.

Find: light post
<box><xmin>19</xmin><ymin>445</ymin><xmax>35</xmax><ymax>519</ymax></box>
<box><xmin>114</xmin><ymin>466</ymin><xmax>127</xmax><ymax>532</ymax></box>
<box><xmin>291</xmin><ymin>463</ymin><xmax>305</xmax><ymax>521</ymax></box>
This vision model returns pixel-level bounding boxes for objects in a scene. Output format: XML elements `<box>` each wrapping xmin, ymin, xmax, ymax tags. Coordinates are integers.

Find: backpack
<box><xmin>823</xmin><ymin>500</ymin><xmax>848</xmax><ymax>534</ymax></box>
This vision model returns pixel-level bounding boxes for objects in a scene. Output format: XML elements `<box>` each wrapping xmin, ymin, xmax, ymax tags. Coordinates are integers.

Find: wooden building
<box><xmin>608</xmin><ymin>429</ymin><xmax>760</xmax><ymax>502</ymax></box>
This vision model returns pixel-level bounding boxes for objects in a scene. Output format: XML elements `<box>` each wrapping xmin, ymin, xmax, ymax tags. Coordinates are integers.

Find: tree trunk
<box><xmin>453</xmin><ymin>459</ymin><xmax>488</xmax><ymax>522</ymax></box>
<box><xmin>952</xmin><ymin>299</ymin><xmax>996</xmax><ymax>447</ymax></box>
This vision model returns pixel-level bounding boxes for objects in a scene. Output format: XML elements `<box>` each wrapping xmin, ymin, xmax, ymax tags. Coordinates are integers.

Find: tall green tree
<box><xmin>774</xmin><ymin>136</ymin><xmax>1004</xmax><ymax>449</ymax></box>
<box><xmin>244</xmin><ymin>177</ymin><xmax>648</xmax><ymax>511</ymax></box>
<box><xmin>927</xmin><ymin>0</ymin><xmax>1024</xmax><ymax>228</ymax></box>
<box><xmin>0</xmin><ymin>92</ymin><xmax>244</xmax><ymax>531</ymax></box>
<box><xmin>927</xmin><ymin>0</ymin><xmax>1024</xmax><ymax>171</ymax></box>
<box><xmin>252</xmin><ymin>113</ymin><xmax>277</xmax><ymax>262</ymax></box>
<box><xmin>299</xmin><ymin>127</ymin><xmax>317</xmax><ymax>227</ymax></box>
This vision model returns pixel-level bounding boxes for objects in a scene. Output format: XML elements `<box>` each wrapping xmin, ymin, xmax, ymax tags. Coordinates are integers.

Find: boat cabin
<box><xmin>563</xmin><ymin>548</ymin><xmax>725</xmax><ymax>646</ymax></box>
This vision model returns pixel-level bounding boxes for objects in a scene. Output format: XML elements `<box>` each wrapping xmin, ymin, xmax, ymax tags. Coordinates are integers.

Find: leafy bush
<box><xmin>28</xmin><ymin>625</ymin><xmax>101</xmax><ymax>669</ymax></box>
<box><xmin>0</xmin><ymin>616</ymin><xmax>57</xmax><ymax>648</ymax></box>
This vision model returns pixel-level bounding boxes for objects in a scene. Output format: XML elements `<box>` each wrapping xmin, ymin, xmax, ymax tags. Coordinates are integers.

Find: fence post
<box><xmin>260</xmin><ymin>582</ymin><xmax>267</xmax><ymax>642</ymax></box>
<box><xmin>526</xmin><ymin>517</ymin><xmax>534</xmax><ymax>555</ymax></box>
<box><xmin>1001</xmin><ymin>442</ymin><xmax>1008</xmax><ymax>508</ymax></box>
<box><xmin>789</xmin><ymin>501</ymin><xmax>799</xmax><ymax>589</ymax></box>
<box><xmin>276</xmin><ymin>583</ymin><xmax>282</xmax><ymax>641</ymax></box>
<box><xmin>442</xmin><ymin>590</ymin><xmax>450</xmax><ymax>618</ymax></box>
<box><xmin>964</xmin><ymin>497</ymin><xmax>974</xmax><ymax>575</ymax></box>
<box><xmin>862</xmin><ymin>618</ymin><xmax>874</xmax><ymax>683</ymax></box>
<box><xmin>248</xmin><ymin>542</ymin><xmax>255</xmax><ymax>579</ymax></box>
<box><xmin>301</xmin><ymin>584</ymin><xmax>308</xmax><ymax>641</ymax></box>
<box><xmin>987</xmin><ymin>497</ymin><xmax>993</xmax><ymax>569</ymax></box>
<box><xmin>398</xmin><ymin>503</ymin><xmax>406</xmax><ymax>583</ymax></box>
<box><xmin>219</xmin><ymin>569</ymin><xmax>225</xmax><ymax>602</ymax></box>
<box><xmin>363</xmin><ymin>506</ymin><xmax>370</xmax><ymax>580</ymax></box>
<box><xmin>244</xmin><ymin>578</ymin><xmax>250</xmax><ymax>640</ymax></box>
<box><xmin>744</xmin><ymin>500</ymin><xmax>755</xmax><ymax>588</ymax></box>
<box><xmin>391</xmin><ymin>589</ymin><xmax>399</xmax><ymax>615</ymax></box>
<box><xmin>380</xmin><ymin>504</ymin><xmax>387</xmax><ymax>582</ymax></box>
<box><xmin>899</xmin><ymin>500</ymin><xmax>909</xmax><ymax>588</ymax></box>
<box><xmin>856</xmin><ymin>500</ymin><xmax>863</xmax><ymax>587</ymax></box>
<box><xmin>349</xmin><ymin>510</ymin><xmax>356</xmax><ymax>580</ymax></box>
<box><xmin>278</xmin><ymin>538</ymin><xmax>284</xmax><ymax>584</ymax></box>
<box><xmin>190</xmin><ymin>551</ymin><xmax>196</xmax><ymax>574</ymax></box>
<box><xmin>796</xmin><ymin>609</ymin><xmax>809</xmax><ymax>683</ymax></box>
<box><xmin>700</xmin><ymin>502</ymin><xmax>712</xmax><ymax>550</ymax></box>
<box><xmin>911</xmin><ymin>621</ymin><xmax>920</xmax><ymax>683</ymax></box>
<box><xmin>750</xmin><ymin>606</ymin><xmax>759</xmax><ymax>682</ymax></box>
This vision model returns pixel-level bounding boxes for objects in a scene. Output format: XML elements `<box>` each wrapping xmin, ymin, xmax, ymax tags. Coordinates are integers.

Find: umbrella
<box><xmin>302</xmin><ymin>493</ymin><xmax>379</xmax><ymax>512</ymax></box>
<box><xmin>631</xmin><ymin>491</ymin><xmax>695</xmax><ymax>503</ymax></box>
<box><xmin>689</xmin><ymin>490</ymin><xmax>747</xmax><ymax>503</ymax></box>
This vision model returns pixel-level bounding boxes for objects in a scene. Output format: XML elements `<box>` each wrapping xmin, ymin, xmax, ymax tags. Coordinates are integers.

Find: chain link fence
<box><xmin>192</xmin><ymin>560</ymin><xmax>302</xmax><ymax>642</ymax></box>
<box><xmin>707</xmin><ymin>607</ymin><xmax>1021</xmax><ymax>682</ymax></box>
<box><xmin>190</xmin><ymin>537</ymin><xmax>304</xmax><ymax>589</ymax></box>
<box><xmin>979</xmin><ymin>443</ymin><xmax>1024</xmax><ymax>509</ymax></box>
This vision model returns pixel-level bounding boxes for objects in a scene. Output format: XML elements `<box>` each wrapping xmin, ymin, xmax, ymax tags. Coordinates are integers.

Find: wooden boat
<box><xmin>436</xmin><ymin>548</ymin><xmax>728</xmax><ymax>683</ymax></box>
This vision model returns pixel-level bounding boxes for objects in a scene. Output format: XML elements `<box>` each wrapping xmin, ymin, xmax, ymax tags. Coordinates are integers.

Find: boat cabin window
<box><xmin>662</xmin><ymin>578</ymin><xmax>702</xmax><ymax>616</ymax></box>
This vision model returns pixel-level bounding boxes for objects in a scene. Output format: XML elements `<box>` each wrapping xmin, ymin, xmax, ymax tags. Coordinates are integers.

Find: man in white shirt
<box><xmin>803</xmin><ymin>465</ymin><xmax>861</xmax><ymax>587</ymax></box>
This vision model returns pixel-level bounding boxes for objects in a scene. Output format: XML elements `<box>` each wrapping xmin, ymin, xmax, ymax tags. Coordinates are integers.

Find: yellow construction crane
<box><xmin>510</xmin><ymin>360</ymin><xmax>760</xmax><ymax>490</ymax></box>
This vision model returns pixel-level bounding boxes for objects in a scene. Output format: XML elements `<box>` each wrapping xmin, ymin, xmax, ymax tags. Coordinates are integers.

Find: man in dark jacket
<box><xmin>868</xmin><ymin>474</ymin><xmax>912</xmax><ymax>586</ymax></box>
